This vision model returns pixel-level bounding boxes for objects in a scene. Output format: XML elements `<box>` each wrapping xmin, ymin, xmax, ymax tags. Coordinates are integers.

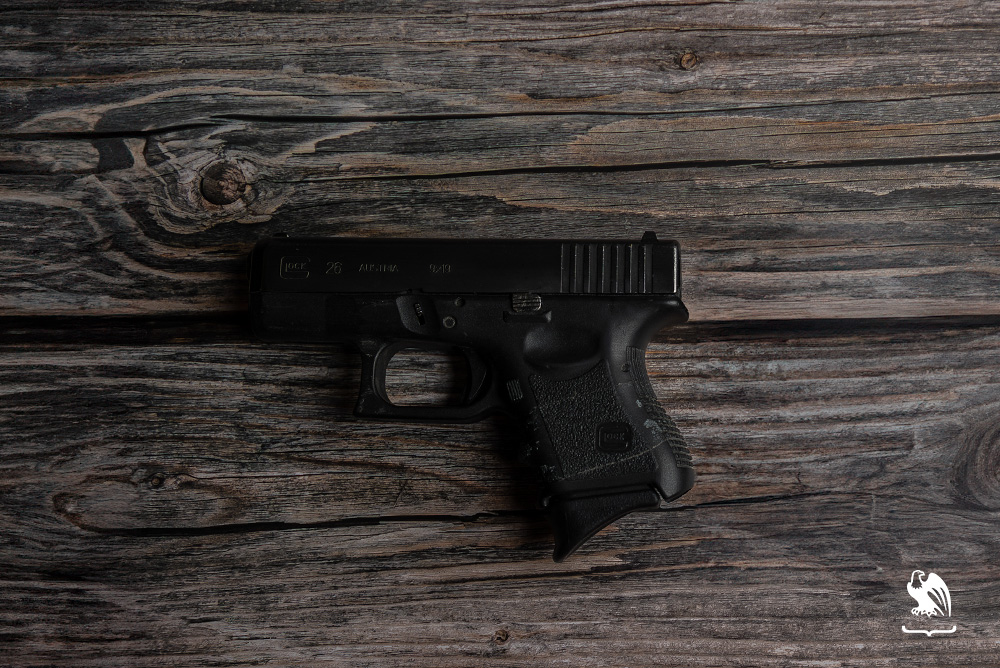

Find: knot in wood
<box><xmin>200</xmin><ymin>160</ymin><xmax>248</xmax><ymax>205</ymax></box>
<box><xmin>953</xmin><ymin>409</ymin><xmax>1000</xmax><ymax>510</ymax></box>
<box><xmin>491</xmin><ymin>628</ymin><xmax>510</xmax><ymax>645</ymax></box>
<box><xmin>679</xmin><ymin>52</ymin><xmax>699</xmax><ymax>70</ymax></box>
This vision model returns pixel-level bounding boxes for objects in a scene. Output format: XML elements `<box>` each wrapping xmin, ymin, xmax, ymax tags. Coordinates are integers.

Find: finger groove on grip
<box><xmin>627</xmin><ymin>346</ymin><xmax>693</xmax><ymax>469</ymax></box>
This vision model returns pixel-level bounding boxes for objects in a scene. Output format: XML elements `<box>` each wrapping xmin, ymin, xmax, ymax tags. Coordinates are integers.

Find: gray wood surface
<box><xmin>3</xmin><ymin>2</ymin><xmax>1000</xmax><ymax>666</ymax></box>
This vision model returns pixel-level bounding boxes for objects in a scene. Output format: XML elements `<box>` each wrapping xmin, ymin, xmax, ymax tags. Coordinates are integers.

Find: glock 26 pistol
<box><xmin>248</xmin><ymin>232</ymin><xmax>693</xmax><ymax>560</ymax></box>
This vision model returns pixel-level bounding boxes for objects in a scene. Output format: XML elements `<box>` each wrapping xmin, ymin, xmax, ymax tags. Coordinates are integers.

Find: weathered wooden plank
<box><xmin>4</xmin><ymin>153</ymin><xmax>1000</xmax><ymax>320</ymax></box>
<box><xmin>10</xmin><ymin>109</ymin><xmax>1000</xmax><ymax>176</ymax></box>
<box><xmin>2</xmin><ymin>317</ymin><xmax>1000</xmax><ymax>665</ymax></box>
<box><xmin>5</xmin><ymin>317</ymin><xmax>1000</xmax><ymax>525</ymax></box>
<box><xmin>1</xmin><ymin>497</ymin><xmax>999</xmax><ymax>667</ymax></box>
<box><xmin>4</xmin><ymin>0</ymin><xmax>1000</xmax><ymax>94</ymax></box>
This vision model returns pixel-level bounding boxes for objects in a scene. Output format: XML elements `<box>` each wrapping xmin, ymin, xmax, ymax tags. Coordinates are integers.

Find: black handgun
<box><xmin>248</xmin><ymin>232</ymin><xmax>693</xmax><ymax>560</ymax></box>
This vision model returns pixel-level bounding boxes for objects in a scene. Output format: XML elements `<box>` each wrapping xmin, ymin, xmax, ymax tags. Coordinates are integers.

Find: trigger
<box><xmin>462</xmin><ymin>348</ymin><xmax>491</xmax><ymax>405</ymax></box>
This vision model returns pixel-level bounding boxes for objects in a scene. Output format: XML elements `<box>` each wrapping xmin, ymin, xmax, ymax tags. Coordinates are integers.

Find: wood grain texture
<box><xmin>3</xmin><ymin>318</ymin><xmax>1000</xmax><ymax>665</ymax></box>
<box><xmin>3</xmin><ymin>1</ymin><xmax>1000</xmax><ymax>666</ymax></box>
<box><xmin>4</xmin><ymin>2</ymin><xmax>1000</xmax><ymax>319</ymax></box>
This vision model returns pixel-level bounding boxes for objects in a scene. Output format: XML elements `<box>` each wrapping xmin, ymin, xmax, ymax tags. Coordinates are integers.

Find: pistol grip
<box><xmin>524</xmin><ymin>347</ymin><xmax>694</xmax><ymax>561</ymax></box>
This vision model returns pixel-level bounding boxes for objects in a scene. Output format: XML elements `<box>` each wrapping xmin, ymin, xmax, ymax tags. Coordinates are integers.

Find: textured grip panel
<box><xmin>627</xmin><ymin>346</ymin><xmax>693</xmax><ymax>468</ymax></box>
<box><xmin>528</xmin><ymin>354</ymin><xmax>694</xmax><ymax>560</ymax></box>
<box><xmin>528</xmin><ymin>362</ymin><xmax>657</xmax><ymax>483</ymax></box>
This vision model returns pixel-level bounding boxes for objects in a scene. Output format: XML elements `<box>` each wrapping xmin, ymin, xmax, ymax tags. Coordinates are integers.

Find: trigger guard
<box><xmin>354</xmin><ymin>339</ymin><xmax>501</xmax><ymax>422</ymax></box>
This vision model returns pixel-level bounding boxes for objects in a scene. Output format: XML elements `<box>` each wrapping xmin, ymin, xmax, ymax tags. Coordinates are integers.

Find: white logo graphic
<box><xmin>901</xmin><ymin>570</ymin><xmax>956</xmax><ymax>636</ymax></box>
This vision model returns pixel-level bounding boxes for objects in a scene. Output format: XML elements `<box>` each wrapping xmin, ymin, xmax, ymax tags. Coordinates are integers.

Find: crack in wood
<box><xmin>57</xmin><ymin>510</ymin><xmax>532</xmax><ymax>538</ymax></box>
